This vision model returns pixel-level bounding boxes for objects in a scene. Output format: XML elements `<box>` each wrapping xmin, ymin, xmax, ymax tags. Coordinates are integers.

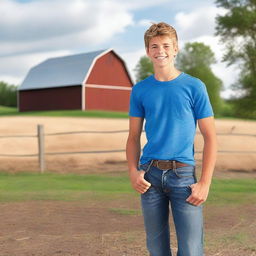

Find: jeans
<box><xmin>139</xmin><ymin>161</ymin><xmax>204</xmax><ymax>256</ymax></box>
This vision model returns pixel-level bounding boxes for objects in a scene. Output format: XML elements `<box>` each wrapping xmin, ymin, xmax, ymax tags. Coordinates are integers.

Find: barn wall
<box><xmin>19</xmin><ymin>86</ymin><xmax>82</xmax><ymax>112</ymax></box>
<box><xmin>85</xmin><ymin>87</ymin><xmax>130</xmax><ymax>112</ymax></box>
<box><xmin>86</xmin><ymin>51</ymin><xmax>133</xmax><ymax>87</ymax></box>
<box><xmin>85</xmin><ymin>51</ymin><xmax>132</xmax><ymax>112</ymax></box>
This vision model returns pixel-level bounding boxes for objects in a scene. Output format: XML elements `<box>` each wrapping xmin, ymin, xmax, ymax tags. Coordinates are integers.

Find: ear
<box><xmin>173</xmin><ymin>42</ymin><xmax>179</xmax><ymax>55</ymax></box>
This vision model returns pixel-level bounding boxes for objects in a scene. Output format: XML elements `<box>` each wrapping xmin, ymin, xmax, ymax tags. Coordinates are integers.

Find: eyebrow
<box><xmin>150</xmin><ymin>43</ymin><xmax>171</xmax><ymax>46</ymax></box>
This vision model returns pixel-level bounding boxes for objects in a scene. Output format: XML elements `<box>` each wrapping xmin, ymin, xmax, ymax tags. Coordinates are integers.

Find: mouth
<box><xmin>155</xmin><ymin>56</ymin><xmax>167</xmax><ymax>60</ymax></box>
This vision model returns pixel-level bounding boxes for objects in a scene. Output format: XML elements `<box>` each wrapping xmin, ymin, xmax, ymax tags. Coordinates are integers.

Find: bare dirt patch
<box><xmin>0</xmin><ymin>198</ymin><xmax>255</xmax><ymax>256</ymax></box>
<box><xmin>0</xmin><ymin>200</ymin><xmax>146</xmax><ymax>256</ymax></box>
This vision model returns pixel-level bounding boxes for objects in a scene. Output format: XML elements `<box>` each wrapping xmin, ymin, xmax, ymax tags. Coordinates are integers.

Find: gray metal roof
<box><xmin>19</xmin><ymin>49</ymin><xmax>108</xmax><ymax>91</ymax></box>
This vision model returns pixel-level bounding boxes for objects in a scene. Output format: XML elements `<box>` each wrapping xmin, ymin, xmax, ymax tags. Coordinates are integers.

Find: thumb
<box><xmin>140</xmin><ymin>172</ymin><xmax>151</xmax><ymax>186</ymax></box>
<box><xmin>190</xmin><ymin>183</ymin><xmax>196</xmax><ymax>189</ymax></box>
<box><xmin>139</xmin><ymin>170</ymin><xmax>146</xmax><ymax>177</ymax></box>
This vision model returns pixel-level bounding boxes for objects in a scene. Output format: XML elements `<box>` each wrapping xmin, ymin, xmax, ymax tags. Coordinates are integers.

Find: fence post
<box><xmin>37</xmin><ymin>124</ymin><xmax>45</xmax><ymax>173</ymax></box>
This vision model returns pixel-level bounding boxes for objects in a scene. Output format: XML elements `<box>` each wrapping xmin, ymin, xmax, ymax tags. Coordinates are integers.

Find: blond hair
<box><xmin>144</xmin><ymin>22</ymin><xmax>178</xmax><ymax>48</ymax></box>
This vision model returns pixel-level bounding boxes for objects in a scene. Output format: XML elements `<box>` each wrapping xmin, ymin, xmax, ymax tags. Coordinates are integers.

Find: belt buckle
<box><xmin>156</xmin><ymin>160</ymin><xmax>171</xmax><ymax>170</ymax></box>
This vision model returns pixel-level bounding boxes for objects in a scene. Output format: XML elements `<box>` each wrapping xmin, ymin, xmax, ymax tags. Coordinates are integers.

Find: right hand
<box><xmin>129</xmin><ymin>170</ymin><xmax>151</xmax><ymax>194</ymax></box>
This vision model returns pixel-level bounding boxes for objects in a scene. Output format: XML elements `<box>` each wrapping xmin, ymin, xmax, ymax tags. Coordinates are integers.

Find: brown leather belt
<box><xmin>152</xmin><ymin>160</ymin><xmax>189</xmax><ymax>170</ymax></box>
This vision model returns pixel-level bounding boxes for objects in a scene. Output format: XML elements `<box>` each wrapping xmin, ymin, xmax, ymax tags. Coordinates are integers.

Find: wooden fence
<box><xmin>0</xmin><ymin>124</ymin><xmax>255</xmax><ymax>173</ymax></box>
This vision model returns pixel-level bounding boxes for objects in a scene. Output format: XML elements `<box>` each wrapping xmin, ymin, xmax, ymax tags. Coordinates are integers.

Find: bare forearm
<box><xmin>187</xmin><ymin>135</ymin><xmax>217</xmax><ymax>206</ymax></box>
<box><xmin>126</xmin><ymin>137</ymin><xmax>141</xmax><ymax>173</ymax></box>
<box><xmin>187</xmin><ymin>117</ymin><xmax>217</xmax><ymax>206</ymax></box>
<box><xmin>199</xmin><ymin>136</ymin><xmax>217</xmax><ymax>185</ymax></box>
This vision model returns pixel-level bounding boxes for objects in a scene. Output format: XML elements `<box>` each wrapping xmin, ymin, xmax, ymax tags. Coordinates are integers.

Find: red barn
<box><xmin>18</xmin><ymin>49</ymin><xmax>133</xmax><ymax>112</ymax></box>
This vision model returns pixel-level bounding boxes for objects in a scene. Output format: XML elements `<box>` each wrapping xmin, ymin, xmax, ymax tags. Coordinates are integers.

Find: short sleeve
<box><xmin>129</xmin><ymin>87</ymin><xmax>145</xmax><ymax>117</ymax></box>
<box><xmin>193</xmin><ymin>81</ymin><xmax>214</xmax><ymax>119</ymax></box>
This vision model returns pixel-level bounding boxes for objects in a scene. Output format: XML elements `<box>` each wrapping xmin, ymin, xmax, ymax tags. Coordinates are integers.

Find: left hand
<box><xmin>186</xmin><ymin>181</ymin><xmax>210</xmax><ymax>206</ymax></box>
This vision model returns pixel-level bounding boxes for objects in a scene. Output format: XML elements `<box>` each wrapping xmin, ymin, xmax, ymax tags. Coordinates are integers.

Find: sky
<box><xmin>0</xmin><ymin>0</ymin><xmax>238</xmax><ymax>98</ymax></box>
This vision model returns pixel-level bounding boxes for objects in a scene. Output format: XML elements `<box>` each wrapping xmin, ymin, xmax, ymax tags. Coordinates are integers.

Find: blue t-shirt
<box><xmin>129</xmin><ymin>72</ymin><xmax>214</xmax><ymax>166</ymax></box>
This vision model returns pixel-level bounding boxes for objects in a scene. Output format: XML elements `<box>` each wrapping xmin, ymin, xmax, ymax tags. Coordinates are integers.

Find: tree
<box><xmin>176</xmin><ymin>42</ymin><xmax>223</xmax><ymax>116</ymax></box>
<box><xmin>0</xmin><ymin>81</ymin><xmax>17</xmax><ymax>107</ymax></box>
<box><xmin>134</xmin><ymin>56</ymin><xmax>154</xmax><ymax>82</ymax></box>
<box><xmin>215</xmin><ymin>0</ymin><xmax>256</xmax><ymax>118</ymax></box>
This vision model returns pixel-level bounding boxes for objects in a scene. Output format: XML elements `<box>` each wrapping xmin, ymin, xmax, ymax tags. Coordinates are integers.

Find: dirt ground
<box><xmin>0</xmin><ymin>117</ymin><xmax>256</xmax><ymax>255</ymax></box>
<box><xmin>0</xmin><ymin>190</ymin><xmax>255</xmax><ymax>256</ymax></box>
<box><xmin>0</xmin><ymin>116</ymin><xmax>256</xmax><ymax>173</ymax></box>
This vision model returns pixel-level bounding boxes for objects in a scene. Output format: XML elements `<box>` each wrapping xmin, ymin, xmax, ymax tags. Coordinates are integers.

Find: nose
<box><xmin>157</xmin><ymin>46</ymin><xmax>164</xmax><ymax>54</ymax></box>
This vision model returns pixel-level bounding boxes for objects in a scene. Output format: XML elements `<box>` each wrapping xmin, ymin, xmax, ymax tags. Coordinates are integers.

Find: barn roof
<box><xmin>19</xmin><ymin>49</ymin><xmax>131</xmax><ymax>91</ymax></box>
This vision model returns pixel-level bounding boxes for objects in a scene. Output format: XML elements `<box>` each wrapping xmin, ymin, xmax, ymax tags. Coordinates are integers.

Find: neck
<box><xmin>154</xmin><ymin>65</ymin><xmax>181</xmax><ymax>81</ymax></box>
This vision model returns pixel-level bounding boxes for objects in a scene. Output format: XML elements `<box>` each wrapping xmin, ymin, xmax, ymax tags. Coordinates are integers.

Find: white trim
<box><xmin>82</xmin><ymin>48</ymin><xmax>113</xmax><ymax>86</ymax></box>
<box><xmin>85</xmin><ymin>84</ymin><xmax>131</xmax><ymax>91</ymax></box>
<box><xmin>17</xmin><ymin>90</ymin><xmax>20</xmax><ymax>112</ymax></box>
<box><xmin>81</xmin><ymin>84</ymin><xmax>85</xmax><ymax>110</ymax></box>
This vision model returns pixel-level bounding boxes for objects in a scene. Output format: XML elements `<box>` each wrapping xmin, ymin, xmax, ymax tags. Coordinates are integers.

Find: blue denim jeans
<box><xmin>139</xmin><ymin>161</ymin><xmax>204</xmax><ymax>256</ymax></box>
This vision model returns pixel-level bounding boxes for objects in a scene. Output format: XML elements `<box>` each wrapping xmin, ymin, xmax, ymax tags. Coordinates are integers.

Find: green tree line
<box><xmin>0</xmin><ymin>81</ymin><xmax>17</xmax><ymax>107</ymax></box>
<box><xmin>215</xmin><ymin>0</ymin><xmax>256</xmax><ymax>119</ymax></box>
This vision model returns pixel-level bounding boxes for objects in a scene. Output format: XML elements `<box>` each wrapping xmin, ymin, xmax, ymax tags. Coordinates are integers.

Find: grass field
<box><xmin>2</xmin><ymin>105</ymin><xmax>256</xmax><ymax>120</ymax></box>
<box><xmin>0</xmin><ymin>172</ymin><xmax>133</xmax><ymax>202</ymax></box>
<box><xmin>0</xmin><ymin>105</ymin><xmax>129</xmax><ymax>118</ymax></box>
<box><xmin>0</xmin><ymin>172</ymin><xmax>255</xmax><ymax>205</ymax></box>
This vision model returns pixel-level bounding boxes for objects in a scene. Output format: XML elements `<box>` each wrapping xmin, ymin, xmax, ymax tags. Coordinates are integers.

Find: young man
<box><xmin>126</xmin><ymin>22</ymin><xmax>217</xmax><ymax>256</ymax></box>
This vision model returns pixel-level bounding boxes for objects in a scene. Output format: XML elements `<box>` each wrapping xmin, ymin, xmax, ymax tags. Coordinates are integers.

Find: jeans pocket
<box><xmin>174</xmin><ymin>166</ymin><xmax>195</xmax><ymax>178</ymax></box>
<box><xmin>186</xmin><ymin>185</ymin><xmax>192</xmax><ymax>195</ymax></box>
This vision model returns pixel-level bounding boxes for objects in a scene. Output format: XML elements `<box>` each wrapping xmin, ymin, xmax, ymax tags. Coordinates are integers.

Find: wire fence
<box><xmin>0</xmin><ymin>124</ymin><xmax>255</xmax><ymax>172</ymax></box>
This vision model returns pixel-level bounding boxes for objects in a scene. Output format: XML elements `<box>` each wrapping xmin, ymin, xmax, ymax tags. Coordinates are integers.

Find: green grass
<box><xmin>0</xmin><ymin>106</ymin><xmax>128</xmax><ymax>118</ymax></box>
<box><xmin>2</xmin><ymin>105</ymin><xmax>256</xmax><ymax>120</ymax></box>
<box><xmin>0</xmin><ymin>172</ymin><xmax>255</xmax><ymax>204</ymax></box>
<box><xmin>0</xmin><ymin>105</ymin><xmax>18</xmax><ymax>115</ymax></box>
<box><xmin>0</xmin><ymin>172</ymin><xmax>134</xmax><ymax>202</ymax></box>
<box><xmin>207</xmin><ymin>178</ymin><xmax>256</xmax><ymax>205</ymax></box>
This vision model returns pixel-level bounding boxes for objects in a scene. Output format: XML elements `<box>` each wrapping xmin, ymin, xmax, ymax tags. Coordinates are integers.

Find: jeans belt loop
<box><xmin>156</xmin><ymin>160</ymin><xmax>164</xmax><ymax>170</ymax></box>
<box><xmin>172</xmin><ymin>160</ymin><xmax>176</xmax><ymax>170</ymax></box>
<box><xmin>145</xmin><ymin>159</ymin><xmax>154</xmax><ymax>172</ymax></box>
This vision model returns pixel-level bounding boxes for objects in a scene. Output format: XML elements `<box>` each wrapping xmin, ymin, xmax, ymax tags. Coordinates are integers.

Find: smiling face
<box><xmin>146</xmin><ymin>35</ymin><xmax>178</xmax><ymax>69</ymax></box>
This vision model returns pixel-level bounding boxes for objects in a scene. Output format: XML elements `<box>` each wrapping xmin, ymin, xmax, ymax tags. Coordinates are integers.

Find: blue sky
<box><xmin>0</xmin><ymin>0</ymin><xmax>237</xmax><ymax>98</ymax></box>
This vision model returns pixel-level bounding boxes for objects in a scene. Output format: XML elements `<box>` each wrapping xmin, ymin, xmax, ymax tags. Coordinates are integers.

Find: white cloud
<box><xmin>0</xmin><ymin>75</ymin><xmax>21</xmax><ymax>86</ymax></box>
<box><xmin>211</xmin><ymin>58</ymin><xmax>237</xmax><ymax>91</ymax></box>
<box><xmin>120</xmin><ymin>0</ymin><xmax>169</xmax><ymax>10</ymax></box>
<box><xmin>0</xmin><ymin>50</ymin><xmax>72</xmax><ymax>85</ymax></box>
<box><xmin>220</xmin><ymin>88</ymin><xmax>247</xmax><ymax>99</ymax></box>
<box><xmin>175</xmin><ymin>6</ymin><xmax>227</xmax><ymax>40</ymax></box>
<box><xmin>137</xmin><ymin>19</ymin><xmax>155</xmax><ymax>27</ymax></box>
<box><xmin>175</xmin><ymin>7</ymin><xmax>217</xmax><ymax>40</ymax></box>
<box><xmin>0</xmin><ymin>0</ymin><xmax>133</xmax><ymax>56</ymax></box>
